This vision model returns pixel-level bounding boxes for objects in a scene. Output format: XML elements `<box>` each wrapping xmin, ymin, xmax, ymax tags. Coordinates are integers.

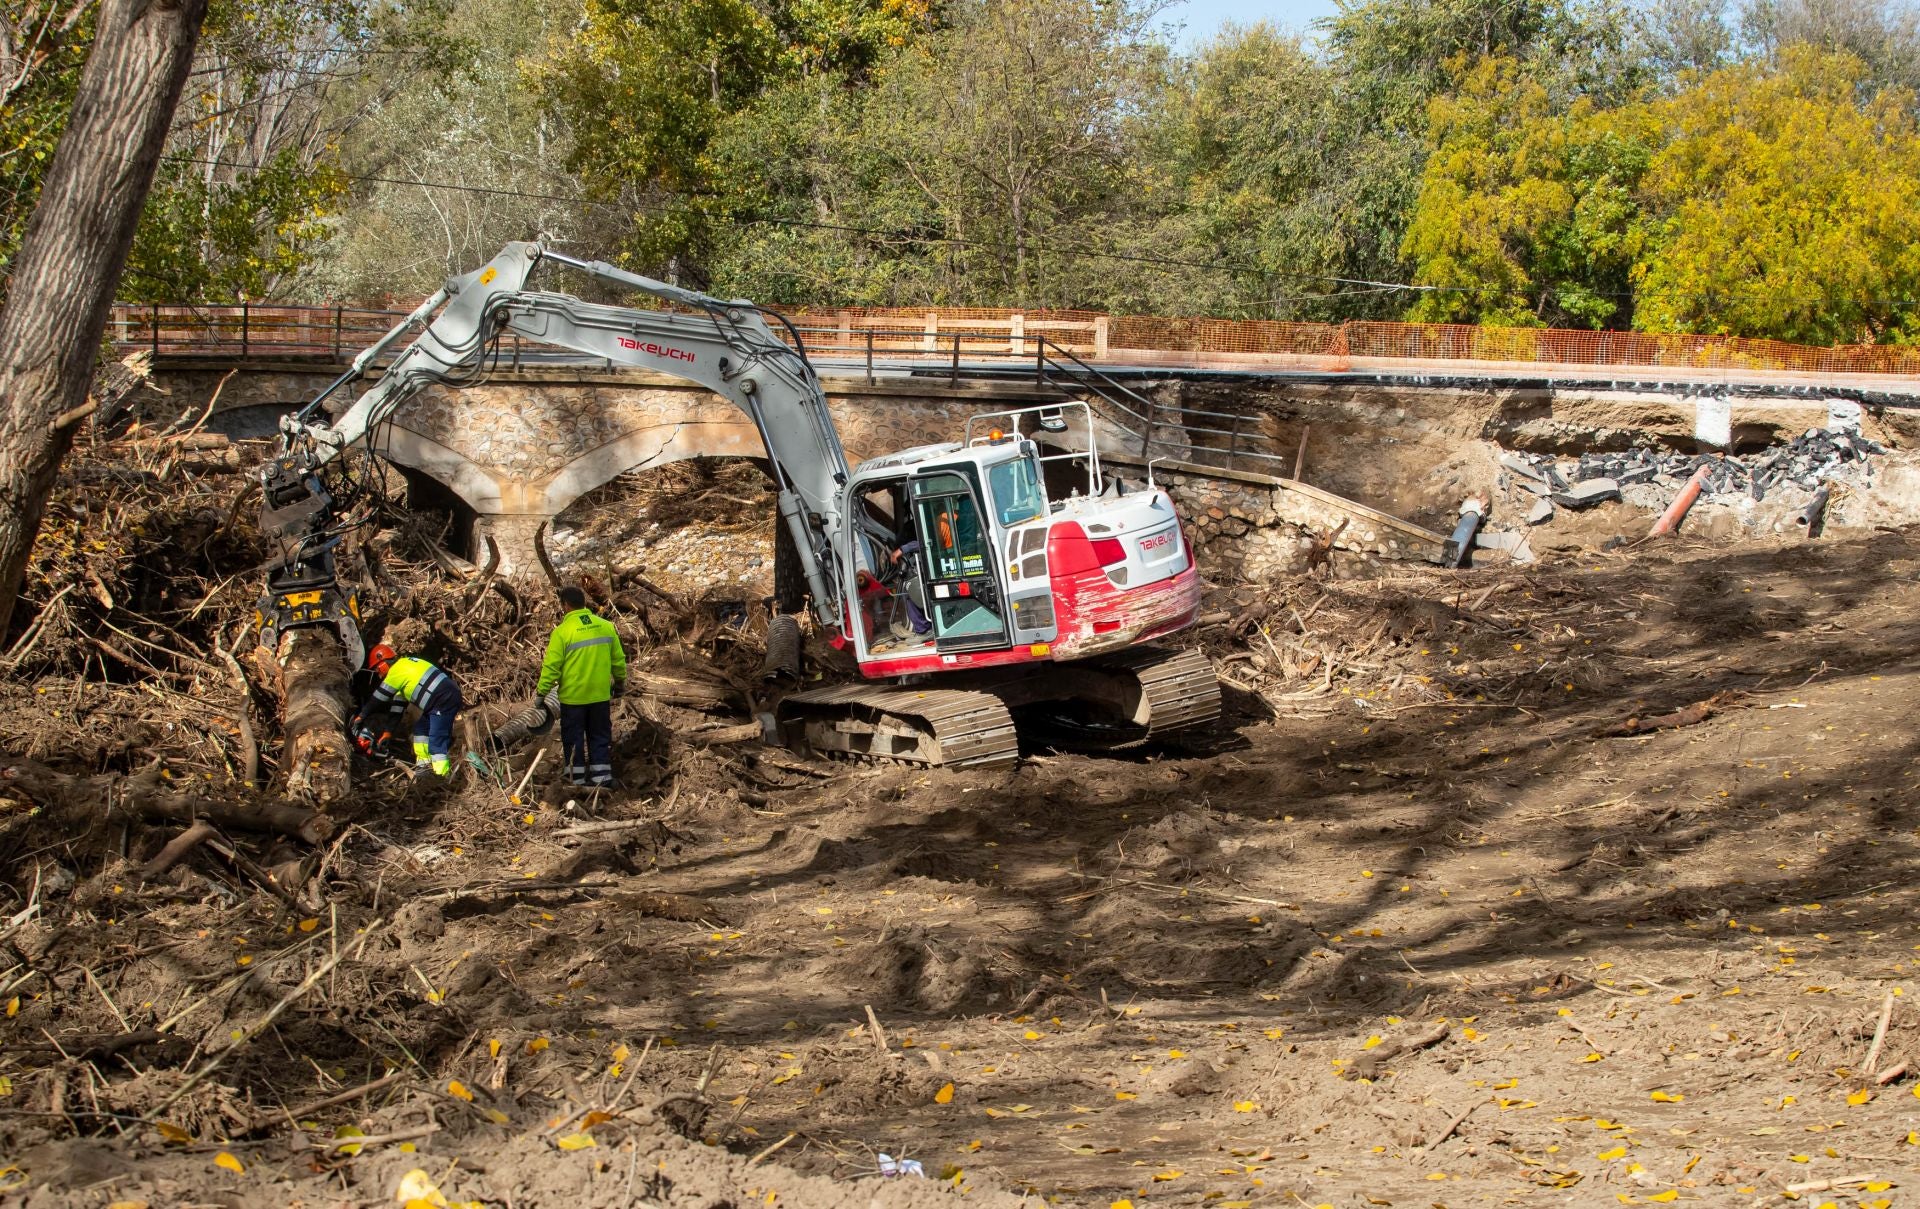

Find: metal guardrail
<box><xmin>1032</xmin><ymin>337</ymin><xmax>1290</xmax><ymax>478</ymax></box>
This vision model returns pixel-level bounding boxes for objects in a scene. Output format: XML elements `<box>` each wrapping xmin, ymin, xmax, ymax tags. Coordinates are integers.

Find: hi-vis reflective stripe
<box><xmin>565</xmin><ymin>636</ymin><xmax>613</xmax><ymax>651</ymax></box>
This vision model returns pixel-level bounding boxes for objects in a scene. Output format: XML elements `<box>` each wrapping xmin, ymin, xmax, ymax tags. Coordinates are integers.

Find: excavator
<box><xmin>254</xmin><ymin>242</ymin><xmax>1218</xmax><ymax>769</ymax></box>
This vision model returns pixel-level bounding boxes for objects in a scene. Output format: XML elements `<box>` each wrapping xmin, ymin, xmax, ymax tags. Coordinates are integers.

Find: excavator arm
<box><xmin>257</xmin><ymin>241</ymin><xmax>852</xmax><ymax>661</ymax></box>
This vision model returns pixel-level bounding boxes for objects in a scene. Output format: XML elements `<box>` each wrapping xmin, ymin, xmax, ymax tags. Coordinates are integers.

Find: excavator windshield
<box><xmin>987</xmin><ymin>455</ymin><xmax>1045</xmax><ymax>526</ymax></box>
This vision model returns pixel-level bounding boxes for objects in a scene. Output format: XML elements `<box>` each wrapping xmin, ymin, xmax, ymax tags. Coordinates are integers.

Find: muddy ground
<box><xmin>5</xmin><ymin>442</ymin><xmax>1920</xmax><ymax>1209</ymax></box>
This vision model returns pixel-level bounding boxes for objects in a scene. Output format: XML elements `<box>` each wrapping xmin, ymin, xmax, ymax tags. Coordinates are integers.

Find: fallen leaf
<box><xmin>1847</xmin><ymin>1089</ymin><xmax>1872</xmax><ymax>1106</ymax></box>
<box><xmin>1232</xmin><ymin>1100</ymin><xmax>1258</xmax><ymax>1112</ymax></box>
<box><xmin>1650</xmin><ymin>1091</ymin><xmax>1683</xmax><ymax>1102</ymax></box>
<box><xmin>1151</xmin><ymin>1169</ymin><xmax>1183</xmax><ymax>1182</ymax></box>
<box><xmin>488</xmin><ymin>1039</ymin><xmax>501</xmax><ymax>1059</ymax></box>
<box><xmin>334</xmin><ymin>1125</ymin><xmax>366</xmax><ymax>1156</ymax></box>
<box><xmin>1361</xmin><ymin>1035</ymin><xmax>1383</xmax><ymax>1050</ymax></box>
<box><xmin>446</xmin><ymin>1080</ymin><xmax>473</xmax><ymax>1101</ymax></box>
<box><xmin>1599</xmin><ymin>1146</ymin><xmax>1628</xmax><ymax>1161</ymax></box>
<box><xmin>298</xmin><ymin>918</ymin><xmax>319</xmax><ymax>932</ymax></box>
<box><xmin>526</xmin><ymin>1037</ymin><xmax>549</xmax><ymax>1054</ymax></box>
<box><xmin>397</xmin><ymin>1169</ymin><xmax>450</xmax><ymax>1207</ymax></box>
<box><xmin>154</xmin><ymin>1122</ymin><xmax>192</xmax><ymax>1144</ymax></box>
<box><xmin>935</xmin><ymin>1082</ymin><xmax>954</xmax><ymax>1104</ymax></box>
<box><xmin>212</xmin><ymin>1152</ymin><xmax>243</xmax><ymax>1174</ymax></box>
<box><xmin>1649</xmin><ymin>1193</ymin><xmax>1679</xmax><ymax>1203</ymax></box>
<box><xmin>555</xmin><ymin>1133</ymin><xmax>596</xmax><ymax>1150</ymax></box>
<box><xmin>1582</xmin><ymin>1052</ymin><xmax>1605</xmax><ymax>1063</ymax></box>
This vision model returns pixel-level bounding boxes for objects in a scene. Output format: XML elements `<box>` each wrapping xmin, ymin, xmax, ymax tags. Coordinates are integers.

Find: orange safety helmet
<box><xmin>367</xmin><ymin>643</ymin><xmax>397</xmax><ymax>676</ymax></box>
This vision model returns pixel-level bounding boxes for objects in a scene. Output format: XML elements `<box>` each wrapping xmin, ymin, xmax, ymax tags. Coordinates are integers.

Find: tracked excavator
<box><xmin>254</xmin><ymin>242</ymin><xmax>1218</xmax><ymax>769</ymax></box>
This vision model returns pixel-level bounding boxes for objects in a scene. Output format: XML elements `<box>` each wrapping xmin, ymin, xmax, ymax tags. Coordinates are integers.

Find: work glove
<box><xmin>610</xmin><ymin>679</ymin><xmax>625</xmax><ymax>699</ymax></box>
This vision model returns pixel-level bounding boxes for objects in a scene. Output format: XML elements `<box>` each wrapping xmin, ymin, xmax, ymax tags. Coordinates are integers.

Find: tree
<box><xmin>0</xmin><ymin>0</ymin><xmax>207</xmax><ymax>639</ymax></box>
<box><xmin>1632</xmin><ymin>47</ymin><xmax>1920</xmax><ymax>342</ymax></box>
<box><xmin>1400</xmin><ymin>55</ymin><xmax>1649</xmax><ymax>327</ymax></box>
<box><xmin>528</xmin><ymin>0</ymin><xmax>934</xmax><ymax>286</ymax></box>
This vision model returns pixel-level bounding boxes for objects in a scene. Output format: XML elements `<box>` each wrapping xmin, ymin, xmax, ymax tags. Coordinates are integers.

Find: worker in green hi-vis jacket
<box><xmin>537</xmin><ymin>585</ymin><xmax>628</xmax><ymax>788</ymax></box>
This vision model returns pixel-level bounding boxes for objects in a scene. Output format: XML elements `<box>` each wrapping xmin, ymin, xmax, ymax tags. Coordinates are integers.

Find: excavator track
<box><xmin>1104</xmin><ymin>646</ymin><xmax>1222</xmax><ymax>740</ymax></box>
<box><xmin>777</xmin><ymin>684</ymin><xmax>1020</xmax><ymax>770</ymax></box>
<box><xmin>776</xmin><ymin>647</ymin><xmax>1219</xmax><ymax>768</ymax></box>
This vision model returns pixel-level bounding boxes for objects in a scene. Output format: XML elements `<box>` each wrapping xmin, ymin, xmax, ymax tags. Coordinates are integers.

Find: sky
<box><xmin>1155</xmin><ymin>0</ymin><xmax>1346</xmax><ymax>48</ymax></box>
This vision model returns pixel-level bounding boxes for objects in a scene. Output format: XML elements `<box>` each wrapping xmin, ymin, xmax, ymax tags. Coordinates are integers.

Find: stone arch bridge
<box><xmin>131</xmin><ymin>359</ymin><xmax>1481</xmax><ymax>577</ymax></box>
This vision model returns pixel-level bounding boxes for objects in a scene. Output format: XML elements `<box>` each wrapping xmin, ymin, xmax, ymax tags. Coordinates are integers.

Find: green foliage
<box><xmin>527</xmin><ymin>0</ymin><xmax>935</xmax><ymax>283</ymax></box>
<box><xmin>1404</xmin><ymin>44</ymin><xmax>1920</xmax><ymax>341</ymax></box>
<box><xmin>1632</xmin><ymin>48</ymin><xmax>1920</xmax><ymax>343</ymax></box>
<box><xmin>124</xmin><ymin>151</ymin><xmax>348</xmax><ymax>300</ymax></box>
<box><xmin>1401</xmin><ymin>55</ymin><xmax>1649</xmax><ymax>327</ymax></box>
<box><xmin>0</xmin><ymin>0</ymin><xmax>97</xmax><ymax>279</ymax></box>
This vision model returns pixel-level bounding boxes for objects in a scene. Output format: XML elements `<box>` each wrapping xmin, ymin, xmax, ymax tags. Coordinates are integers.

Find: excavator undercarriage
<box><xmin>775</xmin><ymin>646</ymin><xmax>1220</xmax><ymax>769</ymax></box>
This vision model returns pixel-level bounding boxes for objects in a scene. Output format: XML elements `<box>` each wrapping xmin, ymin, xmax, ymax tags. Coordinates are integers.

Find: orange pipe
<box><xmin>1650</xmin><ymin>463</ymin><xmax>1712</xmax><ymax>536</ymax></box>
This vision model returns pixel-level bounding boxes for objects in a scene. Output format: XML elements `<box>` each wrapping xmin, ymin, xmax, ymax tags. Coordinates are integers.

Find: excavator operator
<box><xmin>353</xmin><ymin>644</ymin><xmax>464</xmax><ymax>777</ymax></box>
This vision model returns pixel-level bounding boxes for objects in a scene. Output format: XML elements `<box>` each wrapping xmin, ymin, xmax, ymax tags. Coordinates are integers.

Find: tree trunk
<box><xmin>276</xmin><ymin>627</ymin><xmax>352</xmax><ymax>808</ymax></box>
<box><xmin>0</xmin><ymin>0</ymin><xmax>208</xmax><ymax>639</ymax></box>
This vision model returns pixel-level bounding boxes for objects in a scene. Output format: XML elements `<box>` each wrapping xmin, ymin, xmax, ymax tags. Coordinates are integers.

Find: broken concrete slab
<box><xmin>1501</xmin><ymin>454</ymin><xmax>1548</xmax><ymax>483</ymax></box>
<box><xmin>1552</xmin><ymin>478</ymin><xmax>1621</xmax><ymax>509</ymax></box>
<box><xmin>1527</xmin><ymin>498</ymin><xmax>1555</xmax><ymax>525</ymax></box>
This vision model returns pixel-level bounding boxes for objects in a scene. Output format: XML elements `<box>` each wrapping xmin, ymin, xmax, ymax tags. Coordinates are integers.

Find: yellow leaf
<box><xmin>527</xmin><ymin>1037</ymin><xmax>549</xmax><ymax>1054</ymax></box>
<box><xmin>1024</xmin><ymin>1030</ymin><xmax>1041</xmax><ymax>1040</ymax></box>
<box><xmin>1263</xmin><ymin>1028</ymin><xmax>1285</xmax><ymax>1039</ymax></box>
<box><xmin>298</xmin><ymin>918</ymin><xmax>319</xmax><ymax>932</ymax></box>
<box><xmin>935</xmin><ymin>1082</ymin><xmax>954</xmax><ymax>1104</ymax></box>
<box><xmin>1599</xmin><ymin>1146</ymin><xmax>1628</xmax><ymax>1160</ymax></box>
<box><xmin>154</xmin><ymin>1122</ymin><xmax>192</xmax><ymax>1144</ymax></box>
<box><xmin>1112</xmin><ymin>1202</ymin><xmax>1134</xmax><ymax>1209</ymax></box>
<box><xmin>212</xmin><ymin>1152</ymin><xmax>244</xmax><ymax>1174</ymax></box>
<box><xmin>488</xmin><ymin>1039</ymin><xmax>501</xmax><ymax>1059</ymax></box>
<box><xmin>484</xmin><ymin>1108</ymin><xmax>509</xmax><ymax>1125</ymax></box>
<box><xmin>1232</xmin><ymin>1100</ymin><xmax>1258</xmax><ymax>1112</ymax></box>
<box><xmin>1864</xmin><ymin>1183</ymin><xmax>1892</xmax><ymax>1192</ymax></box>
<box><xmin>1426</xmin><ymin>1171</ymin><xmax>1448</xmax><ymax>1180</ymax></box>
<box><xmin>1649</xmin><ymin>1193</ymin><xmax>1679</xmax><ymax>1203</ymax></box>
<box><xmin>1168</xmin><ymin>1049</ymin><xmax>1186</xmax><ymax>1059</ymax></box>
<box><xmin>555</xmin><ymin>1133</ymin><xmax>597</xmax><ymax>1150</ymax></box>
<box><xmin>1789</xmin><ymin>1154</ymin><xmax>1810</xmax><ymax>1163</ymax></box>
<box><xmin>6</xmin><ymin>996</ymin><xmax>18</xmax><ymax>1017</ymax></box>
<box><xmin>1650</xmin><ymin>1091</ymin><xmax>1683</xmax><ymax>1102</ymax></box>
<box><xmin>1362</xmin><ymin>1035</ymin><xmax>1383</xmax><ymax>1050</ymax></box>
<box><xmin>396</xmin><ymin>1169</ymin><xmax>450</xmax><ymax>1207</ymax></box>
<box><xmin>1115</xmin><ymin>1091</ymin><xmax>1137</xmax><ymax>1101</ymax></box>
<box><xmin>447</xmin><ymin>1080</ymin><xmax>473</xmax><ymax>1101</ymax></box>
<box><xmin>334</xmin><ymin>1125</ymin><xmax>367</xmax><ymax>1156</ymax></box>
<box><xmin>612</xmin><ymin>1044</ymin><xmax>630</xmax><ymax>1063</ymax></box>
<box><xmin>1582</xmin><ymin>1052</ymin><xmax>1604</xmax><ymax>1062</ymax></box>
<box><xmin>1150</xmin><ymin>1169</ymin><xmax>1183</xmax><ymax>1182</ymax></box>
<box><xmin>1847</xmin><ymin>1089</ymin><xmax>1872</xmax><ymax>1106</ymax></box>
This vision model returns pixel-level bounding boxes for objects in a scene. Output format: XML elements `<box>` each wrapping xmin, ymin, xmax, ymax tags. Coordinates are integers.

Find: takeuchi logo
<box><xmin>617</xmin><ymin>335</ymin><xmax>695</xmax><ymax>362</ymax></box>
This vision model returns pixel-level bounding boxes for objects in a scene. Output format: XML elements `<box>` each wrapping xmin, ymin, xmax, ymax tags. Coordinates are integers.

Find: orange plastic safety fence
<box><xmin>107</xmin><ymin>302</ymin><xmax>1920</xmax><ymax>379</ymax></box>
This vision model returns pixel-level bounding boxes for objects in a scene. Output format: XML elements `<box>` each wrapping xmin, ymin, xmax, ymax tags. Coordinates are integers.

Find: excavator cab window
<box><xmin>910</xmin><ymin>470</ymin><xmax>1009</xmax><ymax>650</ymax></box>
<box><xmin>987</xmin><ymin>454</ymin><xmax>1044</xmax><ymax>526</ymax></box>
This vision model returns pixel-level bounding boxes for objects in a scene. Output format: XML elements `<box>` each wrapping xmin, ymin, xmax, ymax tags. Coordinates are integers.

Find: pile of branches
<box><xmin>1206</xmin><ymin>567</ymin><xmax>1621</xmax><ymax>717</ymax></box>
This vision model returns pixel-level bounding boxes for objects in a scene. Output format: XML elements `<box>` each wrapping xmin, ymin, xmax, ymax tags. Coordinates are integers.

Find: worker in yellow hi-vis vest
<box><xmin>537</xmin><ymin>585</ymin><xmax>628</xmax><ymax>788</ymax></box>
<box><xmin>352</xmin><ymin>644</ymin><xmax>464</xmax><ymax>776</ymax></box>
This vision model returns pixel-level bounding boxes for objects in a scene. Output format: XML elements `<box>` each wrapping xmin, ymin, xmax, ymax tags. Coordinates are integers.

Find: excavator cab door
<box><xmin>909</xmin><ymin>469</ymin><xmax>1010</xmax><ymax>653</ymax></box>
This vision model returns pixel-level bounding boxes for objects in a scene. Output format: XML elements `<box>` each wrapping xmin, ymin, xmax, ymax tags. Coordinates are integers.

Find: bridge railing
<box><xmin>108</xmin><ymin>301</ymin><xmax>1920</xmax><ymax>380</ymax></box>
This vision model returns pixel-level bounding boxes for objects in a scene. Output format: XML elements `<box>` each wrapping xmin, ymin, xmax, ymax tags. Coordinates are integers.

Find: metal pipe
<box><xmin>1649</xmin><ymin>463</ymin><xmax>1711</xmax><ymax>536</ymax></box>
<box><xmin>1797</xmin><ymin>484</ymin><xmax>1831</xmax><ymax>531</ymax></box>
<box><xmin>1441</xmin><ymin>496</ymin><xmax>1486</xmax><ymax>568</ymax></box>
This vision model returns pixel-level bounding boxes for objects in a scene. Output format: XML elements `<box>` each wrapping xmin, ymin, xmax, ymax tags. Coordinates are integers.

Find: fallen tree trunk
<box><xmin>273</xmin><ymin>628</ymin><xmax>351</xmax><ymax>808</ymax></box>
<box><xmin>0</xmin><ymin>759</ymin><xmax>332</xmax><ymax>845</ymax></box>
